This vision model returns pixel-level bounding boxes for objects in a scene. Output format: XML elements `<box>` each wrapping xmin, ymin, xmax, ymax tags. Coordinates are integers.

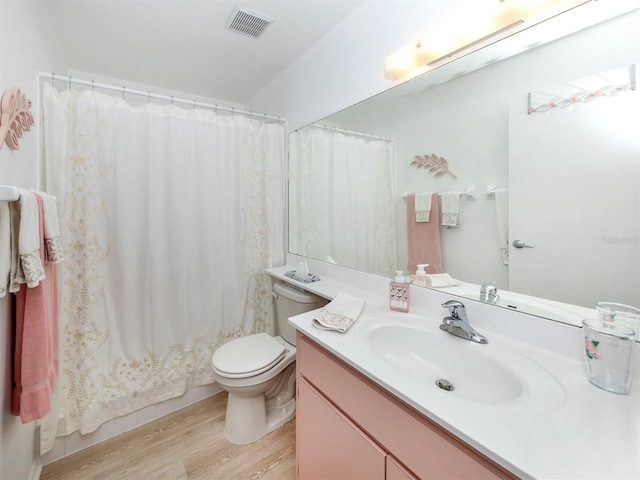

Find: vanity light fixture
<box><xmin>384</xmin><ymin>0</ymin><xmax>592</xmax><ymax>80</ymax></box>
<box><xmin>423</xmin><ymin>20</ymin><xmax>524</xmax><ymax>68</ymax></box>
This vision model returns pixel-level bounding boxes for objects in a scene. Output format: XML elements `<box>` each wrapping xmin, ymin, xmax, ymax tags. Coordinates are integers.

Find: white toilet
<box><xmin>211</xmin><ymin>280</ymin><xmax>327</xmax><ymax>444</ymax></box>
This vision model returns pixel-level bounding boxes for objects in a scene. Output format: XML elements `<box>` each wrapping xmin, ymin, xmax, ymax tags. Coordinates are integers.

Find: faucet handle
<box><xmin>442</xmin><ymin>300</ymin><xmax>465</xmax><ymax>317</ymax></box>
<box><xmin>480</xmin><ymin>281</ymin><xmax>497</xmax><ymax>294</ymax></box>
<box><xmin>480</xmin><ymin>282</ymin><xmax>500</xmax><ymax>304</ymax></box>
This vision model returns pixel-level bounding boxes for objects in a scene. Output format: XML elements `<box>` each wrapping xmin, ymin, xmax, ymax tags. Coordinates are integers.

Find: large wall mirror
<box><xmin>289</xmin><ymin>4</ymin><xmax>640</xmax><ymax>331</ymax></box>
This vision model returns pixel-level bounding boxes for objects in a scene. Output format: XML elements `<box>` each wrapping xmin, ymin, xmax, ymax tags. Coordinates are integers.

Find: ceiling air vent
<box><xmin>225</xmin><ymin>4</ymin><xmax>273</xmax><ymax>39</ymax></box>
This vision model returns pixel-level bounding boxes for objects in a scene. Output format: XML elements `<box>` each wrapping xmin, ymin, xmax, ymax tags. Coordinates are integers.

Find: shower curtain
<box><xmin>289</xmin><ymin>126</ymin><xmax>397</xmax><ymax>277</ymax></box>
<box><xmin>41</xmin><ymin>83</ymin><xmax>285</xmax><ymax>437</ymax></box>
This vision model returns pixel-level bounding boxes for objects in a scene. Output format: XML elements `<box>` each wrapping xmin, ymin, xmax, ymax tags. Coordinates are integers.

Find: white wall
<box><xmin>0</xmin><ymin>3</ymin><xmax>67</xmax><ymax>479</ymax></box>
<box><xmin>248</xmin><ymin>0</ymin><xmax>473</xmax><ymax>130</ymax></box>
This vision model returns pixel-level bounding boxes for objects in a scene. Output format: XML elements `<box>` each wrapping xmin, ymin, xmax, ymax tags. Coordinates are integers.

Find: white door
<box><xmin>508</xmin><ymin>88</ymin><xmax>639</xmax><ymax>308</ymax></box>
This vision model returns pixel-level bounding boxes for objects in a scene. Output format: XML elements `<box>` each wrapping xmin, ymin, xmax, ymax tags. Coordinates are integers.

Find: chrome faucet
<box><xmin>480</xmin><ymin>281</ymin><xmax>500</xmax><ymax>305</ymax></box>
<box><xmin>440</xmin><ymin>300</ymin><xmax>488</xmax><ymax>344</ymax></box>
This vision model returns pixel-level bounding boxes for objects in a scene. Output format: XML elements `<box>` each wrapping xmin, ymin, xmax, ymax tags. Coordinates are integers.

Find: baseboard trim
<box><xmin>29</xmin><ymin>460</ymin><xmax>42</xmax><ymax>480</ymax></box>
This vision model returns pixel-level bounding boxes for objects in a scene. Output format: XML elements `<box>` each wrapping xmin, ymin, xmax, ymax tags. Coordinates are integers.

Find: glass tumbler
<box><xmin>596</xmin><ymin>302</ymin><xmax>640</xmax><ymax>342</ymax></box>
<box><xmin>582</xmin><ymin>319</ymin><xmax>635</xmax><ymax>395</ymax></box>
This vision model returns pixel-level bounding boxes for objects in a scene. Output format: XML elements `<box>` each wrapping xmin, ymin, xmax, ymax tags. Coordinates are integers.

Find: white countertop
<box><xmin>267</xmin><ymin>265</ymin><xmax>640</xmax><ymax>480</ymax></box>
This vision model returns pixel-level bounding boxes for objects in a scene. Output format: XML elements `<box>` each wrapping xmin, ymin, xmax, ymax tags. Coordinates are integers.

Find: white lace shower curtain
<box><xmin>289</xmin><ymin>126</ymin><xmax>397</xmax><ymax>277</ymax></box>
<box><xmin>41</xmin><ymin>83</ymin><xmax>285</xmax><ymax>436</ymax></box>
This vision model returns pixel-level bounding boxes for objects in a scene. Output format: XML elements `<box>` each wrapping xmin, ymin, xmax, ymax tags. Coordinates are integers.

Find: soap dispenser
<box><xmin>411</xmin><ymin>264</ymin><xmax>431</xmax><ymax>288</ymax></box>
<box><xmin>390</xmin><ymin>270</ymin><xmax>410</xmax><ymax>313</ymax></box>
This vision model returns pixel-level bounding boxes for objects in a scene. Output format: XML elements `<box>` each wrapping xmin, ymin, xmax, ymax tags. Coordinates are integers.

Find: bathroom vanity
<box><xmin>296</xmin><ymin>331</ymin><xmax>515</xmax><ymax>479</ymax></box>
<box><xmin>266</xmin><ymin>265</ymin><xmax>640</xmax><ymax>479</ymax></box>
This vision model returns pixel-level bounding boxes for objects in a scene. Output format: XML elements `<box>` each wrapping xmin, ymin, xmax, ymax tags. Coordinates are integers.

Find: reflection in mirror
<box><xmin>288</xmin><ymin>6</ymin><xmax>640</xmax><ymax>330</ymax></box>
<box><xmin>289</xmin><ymin>125</ymin><xmax>397</xmax><ymax>277</ymax></box>
<box><xmin>509</xmin><ymin>64</ymin><xmax>638</xmax><ymax>310</ymax></box>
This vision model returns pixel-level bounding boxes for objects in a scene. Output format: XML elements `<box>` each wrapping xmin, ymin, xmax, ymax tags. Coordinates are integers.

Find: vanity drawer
<box><xmin>297</xmin><ymin>332</ymin><xmax>516</xmax><ymax>480</ymax></box>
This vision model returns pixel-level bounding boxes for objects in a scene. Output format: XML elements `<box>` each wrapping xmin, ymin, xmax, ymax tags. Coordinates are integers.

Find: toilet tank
<box><xmin>273</xmin><ymin>281</ymin><xmax>327</xmax><ymax>345</ymax></box>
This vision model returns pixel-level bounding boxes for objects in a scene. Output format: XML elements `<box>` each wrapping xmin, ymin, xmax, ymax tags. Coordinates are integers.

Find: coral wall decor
<box><xmin>410</xmin><ymin>153</ymin><xmax>457</xmax><ymax>179</ymax></box>
<box><xmin>0</xmin><ymin>87</ymin><xmax>34</xmax><ymax>150</ymax></box>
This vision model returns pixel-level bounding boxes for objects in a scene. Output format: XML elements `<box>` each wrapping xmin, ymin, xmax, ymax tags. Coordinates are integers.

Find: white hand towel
<box><xmin>427</xmin><ymin>273</ymin><xmax>463</xmax><ymax>288</ymax></box>
<box><xmin>494</xmin><ymin>189</ymin><xmax>509</xmax><ymax>265</ymax></box>
<box><xmin>312</xmin><ymin>293</ymin><xmax>365</xmax><ymax>333</ymax></box>
<box><xmin>16</xmin><ymin>189</ymin><xmax>45</xmax><ymax>287</ymax></box>
<box><xmin>440</xmin><ymin>192</ymin><xmax>461</xmax><ymax>227</ymax></box>
<box><xmin>37</xmin><ymin>191</ymin><xmax>64</xmax><ymax>264</ymax></box>
<box><xmin>414</xmin><ymin>192</ymin><xmax>432</xmax><ymax>222</ymax></box>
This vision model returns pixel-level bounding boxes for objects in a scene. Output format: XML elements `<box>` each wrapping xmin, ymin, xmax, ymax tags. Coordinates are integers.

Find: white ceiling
<box><xmin>43</xmin><ymin>0</ymin><xmax>364</xmax><ymax>104</ymax></box>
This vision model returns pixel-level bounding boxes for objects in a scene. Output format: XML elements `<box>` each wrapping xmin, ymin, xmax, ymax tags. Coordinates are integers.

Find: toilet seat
<box><xmin>212</xmin><ymin>333</ymin><xmax>286</xmax><ymax>379</ymax></box>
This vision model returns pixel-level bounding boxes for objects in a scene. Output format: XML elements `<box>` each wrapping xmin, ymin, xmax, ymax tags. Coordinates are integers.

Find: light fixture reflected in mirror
<box><xmin>384</xmin><ymin>0</ymin><xmax>590</xmax><ymax>80</ymax></box>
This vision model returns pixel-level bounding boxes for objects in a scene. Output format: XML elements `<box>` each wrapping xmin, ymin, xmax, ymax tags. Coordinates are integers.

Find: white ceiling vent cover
<box><xmin>225</xmin><ymin>5</ymin><xmax>273</xmax><ymax>39</ymax></box>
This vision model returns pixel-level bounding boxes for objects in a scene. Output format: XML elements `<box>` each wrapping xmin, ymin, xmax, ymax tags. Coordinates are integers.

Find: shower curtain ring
<box><xmin>92</xmin><ymin>80</ymin><xmax>95</xmax><ymax>95</ymax></box>
<box><xmin>171</xmin><ymin>96</ymin><xmax>174</xmax><ymax>108</ymax></box>
<box><xmin>68</xmin><ymin>77</ymin><xmax>71</xmax><ymax>90</ymax></box>
<box><xmin>122</xmin><ymin>86</ymin><xmax>125</xmax><ymax>99</ymax></box>
<box><xmin>193</xmin><ymin>100</ymin><xmax>196</xmax><ymax>110</ymax></box>
<box><xmin>148</xmin><ymin>91</ymin><xmax>151</xmax><ymax>104</ymax></box>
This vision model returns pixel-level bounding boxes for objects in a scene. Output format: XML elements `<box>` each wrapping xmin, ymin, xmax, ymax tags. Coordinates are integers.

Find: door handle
<box><xmin>512</xmin><ymin>239</ymin><xmax>534</xmax><ymax>249</ymax></box>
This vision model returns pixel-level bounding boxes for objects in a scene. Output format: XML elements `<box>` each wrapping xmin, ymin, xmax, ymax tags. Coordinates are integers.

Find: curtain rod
<box><xmin>307</xmin><ymin>123</ymin><xmax>393</xmax><ymax>142</ymax></box>
<box><xmin>38</xmin><ymin>72</ymin><xmax>286</xmax><ymax>124</ymax></box>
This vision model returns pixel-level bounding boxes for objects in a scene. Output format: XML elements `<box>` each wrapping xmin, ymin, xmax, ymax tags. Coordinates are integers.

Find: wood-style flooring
<box><xmin>41</xmin><ymin>392</ymin><xmax>296</xmax><ymax>480</ymax></box>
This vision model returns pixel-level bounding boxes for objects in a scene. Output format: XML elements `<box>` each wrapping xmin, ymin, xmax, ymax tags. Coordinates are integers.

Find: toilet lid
<box><xmin>212</xmin><ymin>333</ymin><xmax>286</xmax><ymax>379</ymax></box>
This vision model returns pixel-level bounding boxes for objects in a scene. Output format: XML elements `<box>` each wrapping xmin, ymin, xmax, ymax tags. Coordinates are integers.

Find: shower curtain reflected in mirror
<box><xmin>41</xmin><ymin>83</ymin><xmax>285</xmax><ymax>438</ymax></box>
<box><xmin>289</xmin><ymin>126</ymin><xmax>397</xmax><ymax>278</ymax></box>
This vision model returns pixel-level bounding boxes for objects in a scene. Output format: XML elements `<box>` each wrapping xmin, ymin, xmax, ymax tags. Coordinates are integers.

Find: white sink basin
<box><xmin>357</xmin><ymin>312</ymin><xmax>566</xmax><ymax>414</ymax></box>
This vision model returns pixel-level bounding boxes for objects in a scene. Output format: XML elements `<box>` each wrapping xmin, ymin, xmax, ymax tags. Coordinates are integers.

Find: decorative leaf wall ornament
<box><xmin>0</xmin><ymin>87</ymin><xmax>34</xmax><ymax>150</ymax></box>
<box><xmin>410</xmin><ymin>153</ymin><xmax>457</xmax><ymax>179</ymax></box>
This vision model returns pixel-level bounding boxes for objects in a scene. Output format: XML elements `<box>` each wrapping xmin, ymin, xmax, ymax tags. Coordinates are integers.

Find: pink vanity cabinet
<box><xmin>296</xmin><ymin>332</ymin><xmax>517</xmax><ymax>480</ymax></box>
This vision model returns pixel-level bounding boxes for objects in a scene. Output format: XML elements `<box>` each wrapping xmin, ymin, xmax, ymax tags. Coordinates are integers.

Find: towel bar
<box><xmin>0</xmin><ymin>185</ymin><xmax>19</xmax><ymax>202</ymax></box>
<box><xmin>402</xmin><ymin>186</ymin><xmax>475</xmax><ymax>200</ymax></box>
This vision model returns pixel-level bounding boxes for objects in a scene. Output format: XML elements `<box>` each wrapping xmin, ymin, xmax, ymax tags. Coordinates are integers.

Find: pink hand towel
<box><xmin>406</xmin><ymin>193</ymin><xmax>443</xmax><ymax>275</ymax></box>
<box><xmin>12</xmin><ymin>193</ymin><xmax>59</xmax><ymax>423</ymax></box>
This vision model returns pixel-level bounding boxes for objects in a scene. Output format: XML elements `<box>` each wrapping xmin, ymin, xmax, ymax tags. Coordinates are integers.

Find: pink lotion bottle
<box><xmin>390</xmin><ymin>270</ymin><xmax>410</xmax><ymax>313</ymax></box>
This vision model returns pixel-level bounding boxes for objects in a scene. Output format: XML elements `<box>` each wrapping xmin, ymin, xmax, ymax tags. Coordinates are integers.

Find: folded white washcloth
<box><xmin>312</xmin><ymin>293</ymin><xmax>365</xmax><ymax>333</ymax></box>
<box><xmin>494</xmin><ymin>189</ymin><xmax>509</xmax><ymax>265</ymax></box>
<box><xmin>0</xmin><ymin>203</ymin><xmax>10</xmax><ymax>297</ymax></box>
<box><xmin>440</xmin><ymin>192</ymin><xmax>461</xmax><ymax>227</ymax></box>
<box><xmin>427</xmin><ymin>273</ymin><xmax>463</xmax><ymax>288</ymax></box>
<box><xmin>16</xmin><ymin>189</ymin><xmax>45</xmax><ymax>288</ymax></box>
<box><xmin>414</xmin><ymin>192</ymin><xmax>432</xmax><ymax>222</ymax></box>
<box><xmin>37</xmin><ymin>191</ymin><xmax>64</xmax><ymax>264</ymax></box>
